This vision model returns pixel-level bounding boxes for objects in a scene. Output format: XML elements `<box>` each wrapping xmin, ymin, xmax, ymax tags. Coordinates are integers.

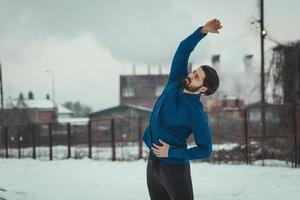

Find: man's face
<box><xmin>181</xmin><ymin>67</ymin><xmax>208</xmax><ymax>93</ymax></box>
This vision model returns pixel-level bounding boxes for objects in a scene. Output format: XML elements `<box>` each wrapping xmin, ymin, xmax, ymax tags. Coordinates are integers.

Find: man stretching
<box><xmin>143</xmin><ymin>18</ymin><xmax>222</xmax><ymax>200</ymax></box>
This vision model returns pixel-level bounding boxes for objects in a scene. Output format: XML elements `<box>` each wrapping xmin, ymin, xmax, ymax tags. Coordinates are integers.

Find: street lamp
<box><xmin>45</xmin><ymin>70</ymin><xmax>56</xmax><ymax>118</ymax></box>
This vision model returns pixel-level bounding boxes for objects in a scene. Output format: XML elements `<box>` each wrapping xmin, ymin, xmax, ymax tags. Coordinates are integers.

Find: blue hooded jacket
<box><xmin>142</xmin><ymin>26</ymin><xmax>212</xmax><ymax>165</ymax></box>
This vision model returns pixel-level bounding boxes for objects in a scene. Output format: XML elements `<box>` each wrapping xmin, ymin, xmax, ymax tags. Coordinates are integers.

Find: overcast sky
<box><xmin>1</xmin><ymin>0</ymin><xmax>299</xmax><ymax>111</ymax></box>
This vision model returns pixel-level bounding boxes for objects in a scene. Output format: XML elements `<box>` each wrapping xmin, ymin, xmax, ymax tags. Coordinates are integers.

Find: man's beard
<box><xmin>181</xmin><ymin>78</ymin><xmax>202</xmax><ymax>92</ymax></box>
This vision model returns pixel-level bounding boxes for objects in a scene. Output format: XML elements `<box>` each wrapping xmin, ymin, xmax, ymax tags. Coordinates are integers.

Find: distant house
<box><xmin>9</xmin><ymin>99</ymin><xmax>88</xmax><ymax>125</ymax></box>
<box><xmin>11</xmin><ymin>99</ymin><xmax>57</xmax><ymax>124</ymax></box>
<box><xmin>89</xmin><ymin>104</ymin><xmax>152</xmax><ymax>142</ymax></box>
<box><xmin>0</xmin><ymin>108</ymin><xmax>31</xmax><ymax>126</ymax></box>
<box><xmin>56</xmin><ymin>105</ymin><xmax>89</xmax><ymax>126</ymax></box>
<box><xmin>203</xmin><ymin>95</ymin><xmax>244</xmax><ymax>113</ymax></box>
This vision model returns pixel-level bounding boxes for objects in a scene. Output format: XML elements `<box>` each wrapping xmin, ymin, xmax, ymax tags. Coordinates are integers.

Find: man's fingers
<box><xmin>151</xmin><ymin>146</ymin><xmax>160</xmax><ymax>152</ymax></box>
<box><xmin>152</xmin><ymin>149</ymin><xmax>161</xmax><ymax>156</ymax></box>
<box><xmin>152</xmin><ymin>147</ymin><xmax>160</xmax><ymax>153</ymax></box>
<box><xmin>159</xmin><ymin>139</ymin><xmax>166</xmax><ymax>145</ymax></box>
<box><xmin>159</xmin><ymin>139</ymin><xmax>170</xmax><ymax>146</ymax></box>
<box><xmin>151</xmin><ymin>140</ymin><xmax>169</xmax><ymax>158</ymax></box>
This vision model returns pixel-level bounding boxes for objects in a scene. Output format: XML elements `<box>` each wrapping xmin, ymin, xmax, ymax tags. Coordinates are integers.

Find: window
<box><xmin>122</xmin><ymin>86</ymin><xmax>135</xmax><ymax>97</ymax></box>
<box><xmin>155</xmin><ymin>86</ymin><xmax>164</xmax><ymax>96</ymax></box>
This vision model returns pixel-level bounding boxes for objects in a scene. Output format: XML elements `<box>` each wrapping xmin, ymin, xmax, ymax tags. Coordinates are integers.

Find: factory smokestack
<box><xmin>243</xmin><ymin>54</ymin><xmax>254</xmax><ymax>73</ymax></box>
<box><xmin>147</xmin><ymin>64</ymin><xmax>151</xmax><ymax>75</ymax></box>
<box><xmin>158</xmin><ymin>65</ymin><xmax>162</xmax><ymax>75</ymax></box>
<box><xmin>132</xmin><ymin>64</ymin><xmax>136</xmax><ymax>75</ymax></box>
<box><xmin>211</xmin><ymin>55</ymin><xmax>220</xmax><ymax>72</ymax></box>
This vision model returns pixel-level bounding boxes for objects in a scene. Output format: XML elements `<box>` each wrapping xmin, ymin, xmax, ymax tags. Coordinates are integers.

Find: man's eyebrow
<box><xmin>193</xmin><ymin>70</ymin><xmax>200</xmax><ymax>78</ymax></box>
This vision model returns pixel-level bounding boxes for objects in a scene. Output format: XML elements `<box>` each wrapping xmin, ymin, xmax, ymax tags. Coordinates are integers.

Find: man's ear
<box><xmin>199</xmin><ymin>86</ymin><xmax>208</xmax><ymax>93</ymax></box>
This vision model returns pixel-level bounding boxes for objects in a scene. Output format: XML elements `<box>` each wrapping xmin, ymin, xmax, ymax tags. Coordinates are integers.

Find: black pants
<box><xmin>146</xmin><ymin>153</ymin><xmax>194</xmax><ymax>200</ymax></box>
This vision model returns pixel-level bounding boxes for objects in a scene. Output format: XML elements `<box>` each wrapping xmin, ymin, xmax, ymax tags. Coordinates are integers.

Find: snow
<box><xmin>253</xmin><ymin>159</ymin><xmax>293</xmax><ymax>167</ymax></box>
<box><xmin>12</xmin><ymin>99</ymin><xmax>55</xmax><ymax>109</ymax></box>
<box><xmin>212</xmin><ymin>143</ymin><xmax>240</xmax><ymax>151</ymax></box>
<box><xmin>11</xmin><ymin>99</ymin><xmax>73</xmax><ymax>115</ymax></box>
<box><xmin>0</xmin><ymin>144</ymin><xmax>148</xmax><ymax>160</ymax></box>
<box><xmin>0</xmin><ymin>158</ymin><xmax>300</xmax><ymax>200</ymax></box>
<box><xmin>1</xmin><ymin>143</ymin><xmax>299</xmax><ymax>199</ymax></box>
<box><xmin>57</xmin><ymin>117</ymin><xmax>89</xmax><ymax>125</ymax></box>
<box><xmin>126</xmin><ymin>104</ymin><xmax>153</xmax><ymax>112</ymax></box>
<box><xmin>56</xmin><ymin>105</ymin><xmax>73</xmax><ymax>114</ymax></box>
<box><xmin>3</xmin><ymin>142</ymin><xmax>246</xmax><ymax>161</ymax></box>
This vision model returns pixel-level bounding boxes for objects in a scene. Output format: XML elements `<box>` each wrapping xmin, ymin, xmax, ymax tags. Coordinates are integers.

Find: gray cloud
<box><xmin>0</xmin><ymin>0</ymin><xmax>209</xmax><ymax>65</ymax></box>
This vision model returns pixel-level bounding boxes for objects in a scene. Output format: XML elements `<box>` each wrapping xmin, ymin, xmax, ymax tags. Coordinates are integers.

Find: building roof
<box><xmin>57</xmin><ymin>117</ymin><xmax>89</xmax><ymax>125</ymax></box>
<box><xmin>57</xmin><ymin>105</ymin><xmax>73</xmax><ymax>114</ymax></box>
<box><xmin>12</xmin><ymin>99</ymin><xmax>54</xmax><ymax>109</ymax></box>
<box><xmin>12</xmin><ymin>99</ymin><xmax>73</xmax><ymax>114</ymax></box>
<box><xmin>89</xmin><ymin>104</ymin><xmax>152</xmax><ymax>119</ymax></box>
<box><xmin>124</xmin><ymin>104</ymin><xmax>152</xmax><ymax>112</ymax></box>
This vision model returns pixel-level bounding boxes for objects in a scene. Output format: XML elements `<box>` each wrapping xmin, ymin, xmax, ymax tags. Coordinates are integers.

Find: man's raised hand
<box><xmin>201</xmin><ymin>18</ymin><xmax>223</xmax><ymax>34</ymax></box>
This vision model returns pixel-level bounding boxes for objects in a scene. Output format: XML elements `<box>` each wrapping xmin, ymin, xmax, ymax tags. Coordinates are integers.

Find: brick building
<box><xmin>120</xmin><ymin>74</ymin><xmax>169</xmax><ymax>109</ymax></box>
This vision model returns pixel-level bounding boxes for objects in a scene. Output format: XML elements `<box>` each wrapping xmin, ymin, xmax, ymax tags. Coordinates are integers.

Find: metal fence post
<box><xmin>67</xmin><ymin>123</ymin><xmax>71</xmax><ymax>159</ymax></box>
<box><xmin>295</xmin><ymin>106</ymin><xmax>300</xmax><ymax>168</ymax></box>
<box><xmin>137</xmin><ymin>117</ymin><xmax>143</xmax><ymax>159</ymax></box>
<box><xmin>5</xmin><ymin>126</ymin><xmax>8</xmax><ymax>158</ymax></box>
<box><xmin>88</xmin><ymin>120</ymin><xmax>92</xmax><ymax>159</ymax></box>
<box><xmin>17</xmin><ymin>126</ymin><xmax>21</xmax><ymax>159</ymax></box>
<box><xmin>295</xmin><ymin>107</ymin><xmax>300</xmax><ymax>168</ymax></box>
<box><xmin>244</xmin><ymin>109</ymin><xmax>249</xmax><ymax>164</ymax></box>
<box><xmin>111</xmin><ymin>119</ymin><xmax>116</xmax><ymax>161</ymax></box>
<box><xmin>247</xmin><ymin>109</ymin><xmax>252</xmax><ymax>165</ymax></box>
<box><xmin>49</xmin><ymin>123</ymin><xmax>53</xmax><ymax>161</ymax></box>
<box><xmin>216</xmin><ymin>112</ymin><xmax>220</xmax><ymax>165</ymax></box>
<box><xmin>32</xmin><ymin>124</ymin><xmax>36</xmax><ymax>159</ymax></box>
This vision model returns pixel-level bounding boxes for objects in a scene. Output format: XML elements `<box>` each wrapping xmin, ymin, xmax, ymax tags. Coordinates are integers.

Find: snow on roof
<box><xmin>126</xmin><ymin>104</ymin><xmax>152</xmax><ymax>112</ymax></box>
<box><xmin>12</xmin><ymin>99</ymin><xmax>73</xmax><ymax>114</ymax></box>
<box><xmin>11</xmin><ymin>99</ymin><xmax>54</xmax><ymax>109</ymax></box>
<box><xmin>25</xmin><ymin>99</ymin><xmax>55</xmax><ymax>109</ymax></box>
<box><xmin>57</xmin><ymin>105</ymin><xmax>73</xmax><ymax>114</ymax></box>
<box><xmin>57</xmin><ymin>117</ymin><xmax>89</xmax><ymax>125</ymax></box>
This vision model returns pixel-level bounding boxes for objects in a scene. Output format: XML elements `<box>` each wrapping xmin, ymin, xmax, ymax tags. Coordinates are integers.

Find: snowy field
<box><xmin>1</xmin><ymin>158</ymin><xmax>300</xmax><ymax>200</ymax></box>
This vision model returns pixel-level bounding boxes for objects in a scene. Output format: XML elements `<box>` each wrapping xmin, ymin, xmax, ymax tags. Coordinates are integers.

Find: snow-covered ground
<box><xmin>0</xmin><ymin>157</ymin><xmax>300</xmax><ymax>200</ymax></box>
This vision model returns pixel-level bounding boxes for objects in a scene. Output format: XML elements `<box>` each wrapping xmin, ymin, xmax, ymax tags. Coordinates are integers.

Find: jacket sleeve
<box><xmin>168</xmin><ymin>104</ymin><xmax>212</xmax><ymax>160</ymax></box>
<box><xmin>167</xmin><ymin>26</ymin><xmax>207</xmax><ymax>84</ymax></box>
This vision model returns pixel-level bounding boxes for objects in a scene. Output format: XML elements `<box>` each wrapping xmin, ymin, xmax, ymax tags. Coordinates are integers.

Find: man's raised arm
<box><xmin>168</xmin><ymin>19</ymin><xmax>223</xmax><ymax>84</ymax></box>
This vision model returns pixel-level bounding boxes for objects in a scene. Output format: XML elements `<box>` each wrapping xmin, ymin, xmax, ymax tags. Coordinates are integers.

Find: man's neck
<box><xmin>183</xmin><ymin>88</ymin><xmax>201</xmax><ymax>95</ymax></box>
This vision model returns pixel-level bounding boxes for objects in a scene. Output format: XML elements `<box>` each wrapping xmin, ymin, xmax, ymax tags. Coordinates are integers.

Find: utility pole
<box><xmin>259</xmin><ymin>0</ymin><xmax>267</xmax><ymax>166</ymax></box>
<box><xmin>0</xmin><ymin>61</ymin><xmax>4</xmax><ymax>110</ymax></box>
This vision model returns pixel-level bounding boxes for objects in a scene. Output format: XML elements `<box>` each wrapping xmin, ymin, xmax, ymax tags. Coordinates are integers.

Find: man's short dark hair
<box><xmin>200</xmin><ymin>65</ymin><xmax>219</xmax><ymax>96</ymax></box>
